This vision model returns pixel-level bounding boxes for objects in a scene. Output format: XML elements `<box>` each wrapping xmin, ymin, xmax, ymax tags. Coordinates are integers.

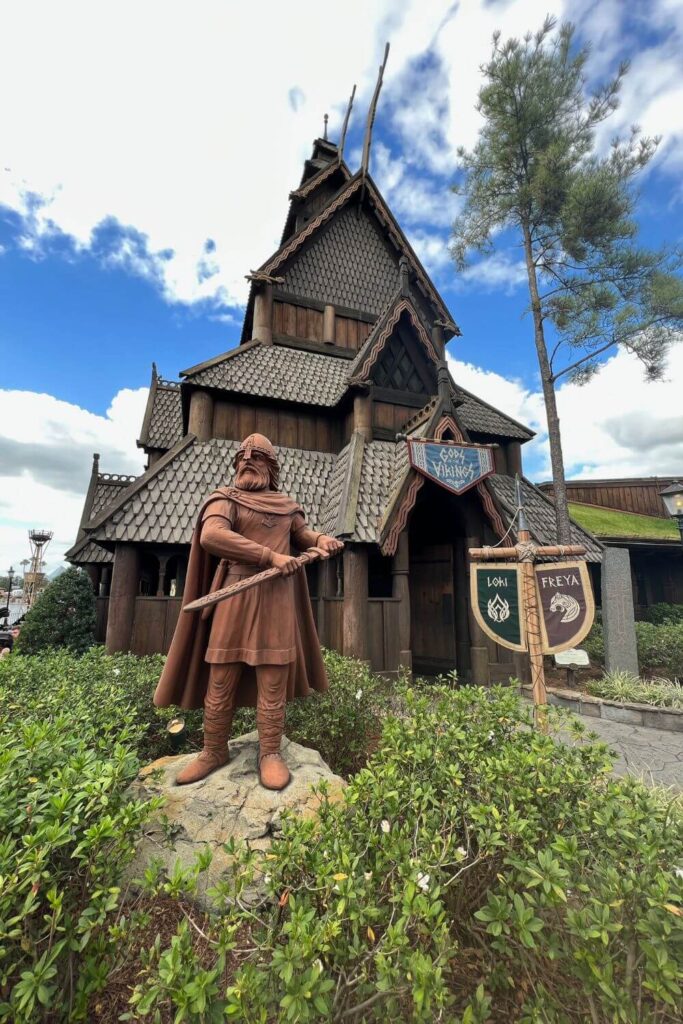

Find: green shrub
<box><xmin>583</xmin><ymin>619</ymin><xmax>604</xmax><ymax>664</ymax></box>
<box><xmin>0</xmin><ymin>656</ymin><xmax>157</xmax><ymax>1022</ymax></box>
<box><xmin>586</xmin><ymin>669</ymin><xmax>683</xmax><ymax>708</ymax></box>
<box><xmin>14</xmin><ymin>568</ymin><xmax>96</xmax><ymax>656</ymax></box>
<box><xmin>636</xmin><ymin>620</ymin><xmax>683</xmax><ymax>678</ymax></box>
<box><xmin>128</xmin><ymin>688</ymin><xmax>683</xmax><ymax>1023</ymax></box>
<box><xmin>644</xmin><ymin>603</ymin><xmax>683</xmax><ymax>626</ymax></box>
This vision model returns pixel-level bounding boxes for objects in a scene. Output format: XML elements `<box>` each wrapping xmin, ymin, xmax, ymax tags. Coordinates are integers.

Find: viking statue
<box><xmin>153</xmin><ymin>433</ymin><xmax>343</xmax><ymax>790</ymax></box>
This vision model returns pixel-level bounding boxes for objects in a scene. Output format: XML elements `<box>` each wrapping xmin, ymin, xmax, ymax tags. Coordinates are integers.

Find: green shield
<box><xmin>471</xmin><ymin>563</ymin><xmax>526</xmax><ymax>652</ymax></box>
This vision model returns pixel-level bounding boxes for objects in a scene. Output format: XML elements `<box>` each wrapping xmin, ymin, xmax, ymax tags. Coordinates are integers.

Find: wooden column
<box><xmin>454</xmin><ymin>537</ymin><xmax>472</xmax><ymax>681</ymax></box>
<box><xmin>466</xmin><ymin>534</ymin><xmax>490</xmax><ymax>684</ymax></box>
<box><xmin>353</xmin><ymin>393</ymin><xmax>372</xmax><ymax>440</ymax></box>
<box><xmin>343</xmin><ymin>546</ymin><xmax>369</xmax><ymax>663</ymax></box>
<box><xmin>507</xmin><ymin>442</ymin><xmax>523</xmax><ymax>476</ymax></box>
<box><xmin>100</xmin><ymin>565</ymin><xmax>112</xmax><ymax>597</ymax></box>
<box><xmin>157</xmin><ymin>554</ymin><xmax>169</xmax><ymax>597</ymax></box>
<box><xmin>323</xmin><ymin>304</ymin><xmax>335</xmax><ymax>345</ymax></box>
<box><xmin>392</xmin><ymin>532</ymin><xmax>412</xmax><ymax>674</ymax></box>
<box><xmin>252</xmin><ymin>284</ymin><xmax>273</xmax><ymax>344</ymax></box>
<box><xmin>188</xmin><ymin>390</ymin><xmax>214</xmax><ymax>441</ymax></box>
<box><xmin>493</xmin><ymin>445</ymin><xmax>508</xmax><ymax>475</ymax></box>
<box><xmin>85</xmin><ymin>564</ymin><xmax>99</xmax><ymax>593</ymax></box>
<box><xmin>106</xmin><ymin>544</ymin><xmax>139</xmax><ymax>653</ymax></box>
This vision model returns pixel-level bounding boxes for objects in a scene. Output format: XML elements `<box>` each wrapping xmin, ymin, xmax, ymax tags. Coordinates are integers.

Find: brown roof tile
<box><xmin>89</xmin><ymin>438</ymin><xmax>338</xmax><ymax>545</ymax></box>
<box><xmin>183</xmin><ymin>343</ymin><xmax>351</xmax><ymax>406</ymax></box>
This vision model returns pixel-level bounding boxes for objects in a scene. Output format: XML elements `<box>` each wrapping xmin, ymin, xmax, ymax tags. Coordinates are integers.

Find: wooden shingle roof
<box><xmin>87</xmin><ymin>438</ymin><xmax>338</xmax><ymax>546</ymax></box>
<box><xmin>137</xmin><ymin>369</ymin><xmax>183</xmax><ymax>451</ymax></box>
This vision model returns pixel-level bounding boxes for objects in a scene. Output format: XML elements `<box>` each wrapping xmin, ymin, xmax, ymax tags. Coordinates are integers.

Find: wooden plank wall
<box><xmin>213</xmin><ymin>400</ymin><xmax>340</xmax><ymax>452</ymax></box>
<box><xmin>368</xmin><ymin>598</ymin><xmax>400</xmax><ymax>673</ymax></box>
<box><xmin>373</xmin><ymin>401</ymin><xmax>419</xmax><ymax>434</ymax></box>
<box><xmin>334</xmin><ymin>316</ymin><xmax>371</xmax><ymax>352</ymax></box>
<box><xmin>273</xmin><ymin>301</ymin><xmax>323</xmax><ymax>343</ymax></box>
<box><xmin>545</xmin><ymin>480</ymin><xmax>675</xmax><ymax>519</ymax></box>
<box><xmin>131</xmin><ymin>597</ymin><xmax>182</xmax><ymax>656</ymax></box>
<box><xmin>272</xmin><ymin>300</ymin><xmax>371</xmax><ymax>352</ymax></box>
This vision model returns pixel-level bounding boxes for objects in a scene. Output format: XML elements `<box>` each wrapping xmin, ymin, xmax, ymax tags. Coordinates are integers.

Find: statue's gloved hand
<box><xmin>270</xmin><ymin>552</ymin><xmax>304</xmax><ymax>576</ymax></box>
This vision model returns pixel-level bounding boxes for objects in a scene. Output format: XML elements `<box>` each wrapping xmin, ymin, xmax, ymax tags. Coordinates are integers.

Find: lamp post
<box><xmin>660</xmin><ymin>481</ymin><xmax>683</xmax><ymax>545</ymax></box>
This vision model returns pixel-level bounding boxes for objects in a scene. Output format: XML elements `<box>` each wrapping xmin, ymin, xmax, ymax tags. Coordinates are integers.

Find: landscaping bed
<box><xmin>2</xmin><ymin>648</ymin><xmax>682</xmax><ymax>1022</ymax></box>
<box><xmin>519</xmin><ymin>682</ymin><xmax>683</xmax><ymax>731</ymax></box>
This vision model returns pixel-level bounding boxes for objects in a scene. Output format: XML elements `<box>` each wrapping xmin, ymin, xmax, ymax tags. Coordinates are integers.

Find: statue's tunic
<box><xmin>153</xmin><ymin>486</ymin><xmax>328</xmax><ymax>711</ymax></box>
<box><xmin>202</xmin><ymin>499</ymin><xmax>317</xmax><ymax>666</ymax></box>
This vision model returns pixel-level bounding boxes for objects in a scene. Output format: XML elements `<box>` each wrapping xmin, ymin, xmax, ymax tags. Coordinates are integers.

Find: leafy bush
<box><xmin>584</xmin><ymin>618</ymin><xmax>683</xmax><ymax>680</ymax></box>
<box><xmin>14</xmin><ymin>567</ymin><xmax>96</xmax><ymax>656</ymax></box>
<box><xmin>636</xmin><ymin>620</ymin><xmax>683</xmax><ymax>678</ymax></box>
<box><xmin>583</xmin><ymin>619</ymin><xmax>604</xmax><ymax>664</ymax></box>
<box><xmin>128</xmin><ymin>688</ymin><xmax>683</xmax><ymax>1022</ymax></box>
<box><xmin>0</xmin><ymin>655</ymin><xmax>157</xmax><ymax>1022</ymax></box>
<box><xmin>586</xmin><ymin>669</ymin><xmax>683</xmax><ymax>708</ymax></box>
<box><xmin>644</xmin><ymin>603</ymin><xmax>683</xmax><ymax>626</ymax></box>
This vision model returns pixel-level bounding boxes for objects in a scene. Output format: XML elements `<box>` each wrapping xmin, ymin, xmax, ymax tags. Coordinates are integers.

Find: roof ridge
<box><xmin>181</xmin><ymin>339</ymin><xmax>261</xmax><ymax>378</ymax></box>
<box><xmin>290</xmin><ymin>158</ymin><xmax>352</xmax><ymax>201</ymax></box>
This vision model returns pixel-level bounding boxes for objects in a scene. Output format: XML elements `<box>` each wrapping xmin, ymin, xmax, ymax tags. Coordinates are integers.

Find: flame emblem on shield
<box><xmin>487</xmin><ymin>593</ymin><xmax>510</xmax><ymax>623</ymax></box>
<box><xmin>550</xmin><ymin>592</ymin><xmax>580</xmax><ymax>623</ymax></box>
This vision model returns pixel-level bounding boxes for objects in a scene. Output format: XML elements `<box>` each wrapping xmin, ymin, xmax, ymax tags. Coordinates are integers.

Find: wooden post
<box><xmin>454</xmin><ymin>537</ymin><xmax>472</xmax><ymax>681</ymax></box>
<box><xmin>85</xmin><ymin>564</ymin><xmax>99</xmax><ymax>593</ymax></box>
<box><xmin>106</xmin><ymin>544</ymin><xmax>139</xmax><ymax>653</ymax></box>
<box><xmin>353</xmin><ymin>393</ymin><xmax>372</xmax><ymax>440</ymax></box>
<box><xmin>516</xmin><ymin>528</ymin><xmax>547</xmax><ymax>725</ymax></box>
<box><xmin>188</xmin><ymin>390</ymin><xmax>214</xmax><ymax>441</ymax></box>
<box><xmin>343</xmin><ymin>546</ymin><xmax>369</xmax><ymax>663</ymax></box>
<box><xmin>253</xmin><ymin>284</ymin><xmax>273</xmax><ymax>344</ymax></box>
<box><xmin>392</xmin><ymin>532</ymin><xmax>412</xmax><ymax>675</ymax></box>
<box><xmin>157</xmin><ymin>553</ymin><xmax>169</xmax><ymax>598</ymax></box>
<box><xmin>431</xmin><ymin>323</ymin><xmax>444</xmax><ymax>359</ymax></box>
<box><xmin>323</xmin><ymin>304</ymin><xmax>335</xmax><ymax>345</ymax></box>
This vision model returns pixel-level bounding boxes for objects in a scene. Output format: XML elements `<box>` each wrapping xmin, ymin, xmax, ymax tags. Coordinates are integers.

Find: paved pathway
<box><xmin>574</xmin><ymin>715</ymin><xmax>683</xmax><ymax>790</ymax></box>
<box><xmin>521</xmin><ymin>700</ymin><xmax>683</xmax><ymax>789</ymax></box>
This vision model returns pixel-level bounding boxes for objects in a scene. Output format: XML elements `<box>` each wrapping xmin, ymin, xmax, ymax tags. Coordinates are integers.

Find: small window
<box><xmin>368</xmin><ymin>548</ymin><xmax>393</xmax><ymax>598</ymax></box>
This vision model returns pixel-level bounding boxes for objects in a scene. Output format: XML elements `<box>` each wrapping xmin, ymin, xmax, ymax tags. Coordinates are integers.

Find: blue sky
<box><xmin>0</xmin><ymin>0</ymin><xmax>682</xmax><ymax>570</ymax></box>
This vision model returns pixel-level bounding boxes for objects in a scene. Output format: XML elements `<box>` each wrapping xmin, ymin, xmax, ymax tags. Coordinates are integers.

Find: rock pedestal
<box><xmin>125</xmin><ymin>732</ymin><xmax>345</xmax><ymax>907</ymax></box>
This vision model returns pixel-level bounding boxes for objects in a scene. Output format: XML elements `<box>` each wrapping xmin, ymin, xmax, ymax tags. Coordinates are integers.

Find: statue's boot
<box><xmin>175</xmin><ymin>704</ymin><xmax>232</xmax><ymax>785</ymax></box>
<box><xmin>256</xmin><ymin>672</ymin><xmax>290</xmax><ymax>790</ymax></box>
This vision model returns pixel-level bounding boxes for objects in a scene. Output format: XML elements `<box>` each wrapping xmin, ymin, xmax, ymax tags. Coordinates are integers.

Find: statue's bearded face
<box><xmin>235</xmin><ymin>451</ymin><xmax>270</xmax><ymax>491</ymax></box>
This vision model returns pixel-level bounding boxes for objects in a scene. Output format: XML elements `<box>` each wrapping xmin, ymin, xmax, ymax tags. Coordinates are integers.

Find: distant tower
<box><xmin>24</xmin><ymin>530</ymin><xmax>53</xmax><ymax>610</ymax></box>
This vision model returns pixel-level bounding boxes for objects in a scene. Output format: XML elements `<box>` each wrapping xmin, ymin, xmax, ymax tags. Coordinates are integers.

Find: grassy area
<box><xmin>569</xmin><ymin>501</ymin><xmax>680</xmax><ymax>540</ymax></box>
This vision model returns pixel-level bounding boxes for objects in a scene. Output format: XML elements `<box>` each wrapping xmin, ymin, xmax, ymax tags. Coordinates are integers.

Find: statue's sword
<box><xmin>182</xmin><ymin>548</ymin><xmax>333</xmax><ymax>614</ymax></box>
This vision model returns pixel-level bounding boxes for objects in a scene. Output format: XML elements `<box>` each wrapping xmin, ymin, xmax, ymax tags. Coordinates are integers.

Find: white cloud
<box><xmin>0</xmin><ymin>387</ymin><xmax>148</xmax><ymax>574</ymax></box>
<box><xmin>1</xmin><ymin>1</ymin><xmax>679</xmax><ymax>312</ymax></box>
<box><xmin>448</xmin><ymin>339</ymin><xmax>683</xmax><ymax>482</ymax></box>
<box><xmin>458</xmin><ymin>252</ymin><xmax>527</xmax><ymax>294</ymax></box>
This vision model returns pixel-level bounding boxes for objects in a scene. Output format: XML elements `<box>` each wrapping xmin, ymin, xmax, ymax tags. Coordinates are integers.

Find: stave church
<box><xmin>67</xmin><ymin>127</ymin><xmax>599</xmax><ymax>683</ymax></box>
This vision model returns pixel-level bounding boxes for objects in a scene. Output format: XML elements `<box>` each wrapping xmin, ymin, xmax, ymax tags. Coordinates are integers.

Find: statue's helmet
<box><xmin>233</xmin><ymin>433</ymin><xmax>279</xmax><ymax>488</ymax></box>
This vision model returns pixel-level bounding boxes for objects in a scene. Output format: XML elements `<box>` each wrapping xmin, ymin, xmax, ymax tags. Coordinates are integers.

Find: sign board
<box><xmin>554</xmin><ymin>648</ymin><xmax>590</xmax><ymax>668</ymax></box>
<box><xmin>535</xmin><ymin>561</ymin><xmax>595</xmax><ymax>654</ymax></box>
<box><xmin>470</xmin><ymin>563</ymin><xmax>526</xmax><ymax>652</ymax></box>
<box><xmin>408</xmin><ymin>440</ymin><xmax>495</xmax><ymax>496</ymax></box>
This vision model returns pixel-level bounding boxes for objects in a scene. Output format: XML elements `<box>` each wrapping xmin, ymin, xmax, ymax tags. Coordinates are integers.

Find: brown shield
<box><xmin>534</xmin><ymin>561</ymin><xmax>595</xmax><ymax>654</ymax></box>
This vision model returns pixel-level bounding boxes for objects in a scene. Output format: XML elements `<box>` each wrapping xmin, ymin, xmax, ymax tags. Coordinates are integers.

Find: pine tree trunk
<box><xmin>521</xmin><ymin>221</ymin><xmax>572</xmax><ymax>544</ymax></box>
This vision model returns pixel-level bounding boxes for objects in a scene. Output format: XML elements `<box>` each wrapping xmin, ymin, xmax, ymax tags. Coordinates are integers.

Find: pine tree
<box><xmin>15</xmin><ymin>567</ymin><xmax>96</xmax><ymax>656</ymax></box>
<box><xmin>451</xmin><ymin>18</ymin><xmax>683</xmax><ymax>542</ymax></box>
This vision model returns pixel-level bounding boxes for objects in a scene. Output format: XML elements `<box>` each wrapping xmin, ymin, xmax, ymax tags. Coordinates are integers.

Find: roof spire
<box><xmin>338</xmin><ymin>84</ymin><xmax>356</xmax><ymax>164</ymax></box>
<box><xmin>323</xmin><ymin>113</ymin><xmax>328</xmax><ymax>140</ymax></box>
<box><xmin>361</xmin><ymin>42</ymin><xmax>390</xmax><ymax>179</ymax></box>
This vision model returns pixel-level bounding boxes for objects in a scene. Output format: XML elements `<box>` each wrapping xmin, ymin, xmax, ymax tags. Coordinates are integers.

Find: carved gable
<box><xmin>370</xmin><ymin>321</ymin><xmax>436</xmax><ymax>396</ymax></box>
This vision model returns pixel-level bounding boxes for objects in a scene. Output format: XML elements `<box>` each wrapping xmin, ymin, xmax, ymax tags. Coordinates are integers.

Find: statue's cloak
<box><xmin>153</xmin><ymin>487</ymin><xmax>329</xmax><ymax>710</ymax></box>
